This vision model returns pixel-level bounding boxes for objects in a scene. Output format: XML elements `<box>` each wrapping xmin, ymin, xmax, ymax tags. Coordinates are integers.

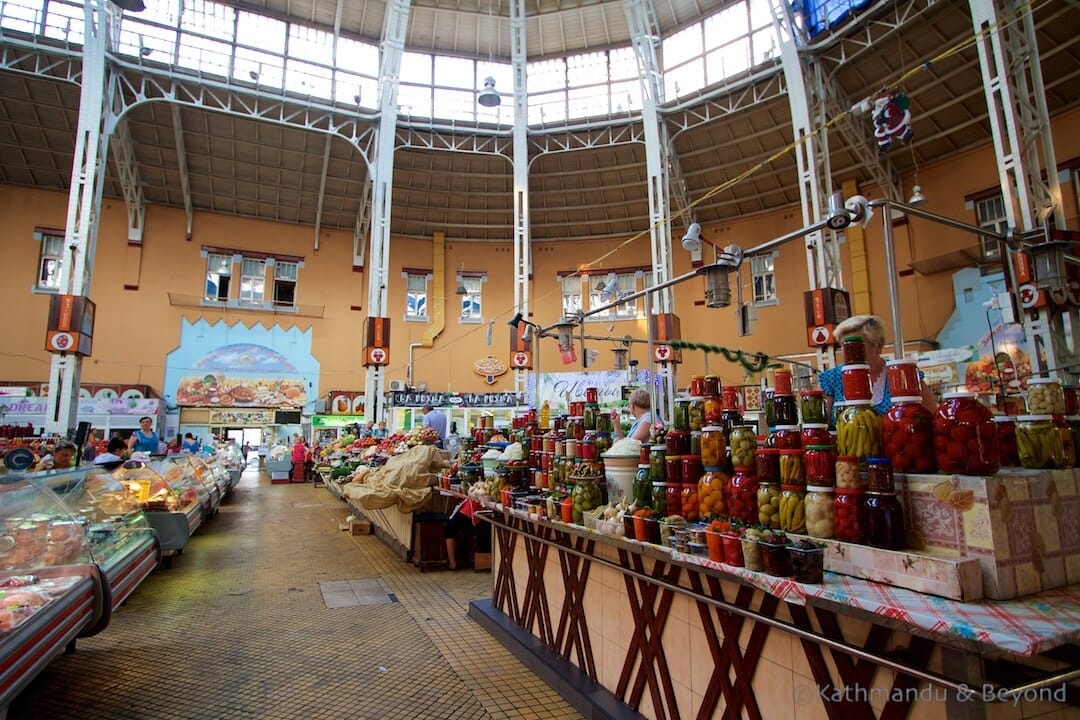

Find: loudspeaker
<box><xmin>74</xmin><ymin>421</ymin><xmax>92</xmax><ymax>447</ymax></box>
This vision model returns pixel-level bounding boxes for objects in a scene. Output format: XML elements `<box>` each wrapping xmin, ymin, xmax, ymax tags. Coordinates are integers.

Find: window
<box><xmin>239</xmin><ymin>258</ymin><xmax>266</xmax><ymax>303</ymax></box>
<box><xmin>274</xmin><ymin>261</ymin><xmax>297</xmax><ymax>307</ymax></box>
<box><xmin>560</xmin><ymin>275</ymin><xmax>583</xmax><ymax>317</ymax></box>
<box><xmin>751</xmin><ymin>254</ymin><xmax>777</xmax><ymax>306</ymax></box>
<box><xmin>37</xmin><ymin>232</ymin><xmax>64</xmax><ymax>291</ymax></box>
<box><xmin>975</xmin><ymin>195</ymin><xmax>1007</xmax><ymax>262</ymax></box>
<box><xmin>205</xmin><ymin>253</ymin><xmax>232</xmax><ymax>301</ymax></box>
<box><xmin>588</xmin><ymin>273</ymin><xmax>638</xmax><ymax>319</ymax></box>
<box><xmin>406</xmin><ymin>273</ymin><xmax>429</xmax><ymax>320</ymax></box>
<box><xmin>458</xmin><ymin>276</ymin><xmax>483</xmax><ymax>322</ymax></box>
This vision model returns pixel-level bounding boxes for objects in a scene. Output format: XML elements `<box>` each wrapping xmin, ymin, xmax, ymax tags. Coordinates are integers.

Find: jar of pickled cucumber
<box><xmin>673</xmin><ymin>398</ymin><xmax>690</xmax><ymax>432</ymax></box>
<box><xmin>1015</xmin><ymin>415</ymin><xmax>1064</xmax><ymax>469</ymax></box>
<box><xmin>652</xmin><ymin>481</ymin><xmax>668</xmax><ymax>514</ymax></box>
<box><xmin>756</xmin><ymin>482</ymin><xmax>781</xmax><ymax>529</ymax></box>
<box><xmin>804</xmin><ymin>486</ymin><xmax>835</xmax><ymax>539</ymax></box>
<box><xmin>649</xmin><ymin>445</ymin><xmax>666</xmax><ymax>482</ymax></box>
<box><xmin>779</xmin><ymin>485</ymin><xmax>806</xmax><ymax>533</ymax></box>
<box><xmin>689</xmin><ymin>397</ymin><xmax>705</xmax><ymax>431</ymax></box>
<box><xmin>729</xmin><ymin>425</ymin><xmax>757</xmax><ymax>467</ymax></box>
<box><xmin>1058</xmin><ymin>419</ymin><xmax>1076</xmax><ymax>468</ymax></box>
<box><xmin>836</xmin><ymin>401</ymin><xmax>883</xmax><ymax>460</ymax></box>
<box><xmin>763</xmin><ymin>391</ymin><xmax>777</xmax><ymax>429</ymax></box>
<box><xmin>800</xmin><ymin>390</ymin><xmax>827</xmax><ymax>425</ymax></box>
<box><xmin>773</xmin><ymin>395</ymin><xmax>798</xmax><ymax>426</ymax></box>
<box><xmin>634</xmin><ymin>464</ymin><xmax>653</xmax><ymax>508</ymax></box>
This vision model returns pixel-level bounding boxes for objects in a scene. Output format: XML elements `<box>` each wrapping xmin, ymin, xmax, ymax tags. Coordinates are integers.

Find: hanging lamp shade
<box><xmin>111</xmin><ymin>0</ymin><xmax>147</xmax><ymax>11</ymax></box>
<box><xmin>477</xmin><ymin>77</ymin><xmax>501</xmax><ymax>107</ymax></box>
<box><xmin>909</xmin><ymin>185</ymin><xmax>927</xmax><ymax>205</ymax></box>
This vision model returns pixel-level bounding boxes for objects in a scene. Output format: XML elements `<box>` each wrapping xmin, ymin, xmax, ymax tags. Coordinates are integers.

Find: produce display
<box><xmin>804</xmin><ymin>486</ymin><xmax>834</xmax><ymax>539</ymax></box>
<box><xmin>836</xmin><ymin>402</ymin><xmax>883</xmax><ymax>459</ymax></box>
<box><xmin>779</xmin><ymin>485</ymin><xmax>806</xmax><ymax>533</ymax></box>
<box><xmin>883</xmin><ymin>398</ymin><xmax>935</xmax><ymax>473</ymax></box>
<box><xmin>933</xmin><ymin>392</ymin><xmax>1000</xmax><ymax>475</ymax></box>
<box><xmin>1015</xmin><ymin>416</ymin><xmax>1064</xmax><ymax>469</ymax></box>
<box><xmin>1026</xmin><ymin>378</ymin><xmax>1065</xmax><ymax>415</ymax></box>
<box><xmin>729</xmin><ymin>426</ymin><xmax>756</xmax><ymax>467</ymax></box>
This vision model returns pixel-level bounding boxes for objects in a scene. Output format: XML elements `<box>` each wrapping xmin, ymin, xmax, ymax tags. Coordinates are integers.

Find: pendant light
<box><xmin>476</xmin><ymin>0</ymin><xmax>501</xmax><ymax>107</ymax></box>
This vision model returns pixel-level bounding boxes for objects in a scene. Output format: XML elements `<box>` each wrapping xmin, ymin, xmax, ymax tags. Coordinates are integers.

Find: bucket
<box><xmin>482</xmin><ymin>457</ymin><xmax>501</xmax><ymax>478</ymax></box>
<box><xmin>602</xmin><ymin>453</ymin><xmax>638</xmax><ymax>504</ymax></box>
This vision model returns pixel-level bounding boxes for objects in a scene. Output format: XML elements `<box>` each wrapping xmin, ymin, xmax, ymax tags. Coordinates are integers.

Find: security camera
<box><xmin>681</xmin><ymin>223</ymin><xmax>703</xmax><ymax>252</ymax></box>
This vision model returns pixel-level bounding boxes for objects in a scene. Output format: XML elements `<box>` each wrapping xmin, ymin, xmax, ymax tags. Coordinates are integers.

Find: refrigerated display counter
<box><xmin>113</xmin><ymin>460</ymin><xmax>203</xmax><ymax>559</ymax></box>
<box><xmin>0</xmin><ymin>473</ymin><xmax>106</xmax><ymax>709</ymax></box>
<box><xmin>41</xmin><ymin>467</ymin><xmax>161</xmax><ymax>622</ymax></box>
<box><xmin>177</xmin><ymin>455</ymin><xmax>223</xmax><ymax>515</ymax></box>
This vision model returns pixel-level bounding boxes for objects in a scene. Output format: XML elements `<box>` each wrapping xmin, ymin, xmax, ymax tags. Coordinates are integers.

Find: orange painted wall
<box><xmin>1</xmin><ymin>109</ymin><xmax>1078</xmax><ymax>396</ymax></box>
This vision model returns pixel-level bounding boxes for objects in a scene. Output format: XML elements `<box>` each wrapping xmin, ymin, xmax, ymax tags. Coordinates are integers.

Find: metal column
<box><xmin>363</xmin><ymin>0</ymin><xmax>410</xmax><ymax>423</ymax></box>
<box><xmin>44</xmin><ymin>0</ymin><xmax>114</xmax><ymax>436</ymax></box>
<box><xmin>969</xmin><ymin>0</ymin><xmax>1071</xmax><ymax>379</ymax></box>
<box><xmin>510</xmin><ymin>0</ymin><xmax>530</xmax><ymax>397</ymax></box>
<box><xmin>624</xmin><ymin>0</ymin><xmax>675</xmax><ymax>422</ymax></box>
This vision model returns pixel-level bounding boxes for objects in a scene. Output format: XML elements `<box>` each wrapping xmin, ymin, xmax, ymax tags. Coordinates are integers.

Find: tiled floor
<box><xmin>8</xmin><ymin>467</ymin><xmax>583</xmax><ymax>720</ymax></box>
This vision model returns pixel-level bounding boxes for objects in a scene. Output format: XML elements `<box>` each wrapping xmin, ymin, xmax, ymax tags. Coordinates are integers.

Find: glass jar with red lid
<box><xmin>841</xmin><ymin>335</ymin><xmax>867</xmax><ymax>364</ymax></box>
<box><xmin>682</xmin><ymin>455</ymin><xmax>703</xmax><ymax>486</ymax></box>
<box><xmin>804</xmin><ymin>445</ymin><xmax>835</xmax><ymax>485</ymax></box>
<box><xmin>886</xmin><ymin>359</ymin><xmax>922</xmax><ymax>398</ymax></box>
<box><xmin>773</xmin><ymin>368</ymin><xmax>793</xmax><ymax>396</ymax></box>
<box><xmin>841</xmin><ymin>364</ymin><xmax>873</xmax><ymax>401</ymax></box>
<box><xmin>993</xmin><ymin>416</ymin><xmax>1019</xmax><ymax>467</ymax></box>
<box><xmin>755</xmin><ymin>448</ymin><xmax>780</xmax><ymax>485</ymax></box>
<box><xmin>833</xmin><ymin>488</ymin><xmax>866</xmax><ymax>543</ymax></box>
<box><xmin>665</xmin><ymin>482</ymin><xmax>682</xmax><ymax>516</ymax></box>
<box><xmin>720</xmin><ymin>389</ymin><xmax>743</xmax><ymax>437</ymax></box>
<box><xmin>689</xmin><ymin>376</ymin><xmax>706</xmax><ymax>397</ymax></box>
<box><xmin>726</xmin><ymin>467</ymin><xmax>758</xmax><ymax>524</ymax></box>
<box><xmin>581</xmin><ymin>433</ymin><xmax>599</xmax><ymax>461</ymax></box>
<box><xmin>703</xmin><ymin>375</ymin><xmax>721</xmax><ymax>397</ymax></box>
<box><xmin>801</xmin><ymin>423</ymin><xmax>831</xmax><ymax>448</ymax></box>
<box><xmin>680</xmin><ymin>483</ymin><xmax>700</xmax><ymax>521</ymax></box>
<box><xmin>585</xmin><ymin>387</ymin><xmax>598</xmax><ymax>404</ymax></box>
<box><xmin>703</xmin><ymin>396</ymin><xmax>723</xmax><ymax>425</ymax></box>
<box><xmin>864</xmin><ymin>492</ymin><xmax>905</xmax><ymax>550</ymax></box>
<box><xmin>773</xmin><ymin>395</ymin><xmax>798</xmax><ymax>426</ymax></box>
<box><xmin>665</xmin><ymin>455</ymin><xmax>684</xmax><ymax>486</ymax></box>
<box><xmin>800</xmin><ymin>390</ymin><xmax>827</xmax><ymax>424</ymax></box>
<box><xmin>701</xmin><ymin>426</ymin><xmax>726</xmax><ymax>467</ymax></box>
<box><xmin>865</xmin><ymin>457</ymin><xmax>896</xmax><ymax>493</ymax></box>
<box><xmin>883</xmin><ymin>397</ymin><xmax>936</xmax><ymax>473</ymax></box>
<box><xmin>779</xmin><ymin>449</ymin><xmax>804</xmax><ymax>485</ymax></box>
<box><xmin>666</xmin><ymin>430</ymin><xmax>690</xmax><ymax>456</ymax></box>
<box><xmin>933</xmin><ymin>392</ymin><xmax>1000</xmax><ymax>475</ymax></box>
<box><xmin>772</xmin><ymin>425</ymin><xmax>802</xmax><ymax>450</ymax></box>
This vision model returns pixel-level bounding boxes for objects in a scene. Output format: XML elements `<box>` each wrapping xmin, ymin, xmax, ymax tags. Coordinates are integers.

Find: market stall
<box><xmin>0</xmin><ymin>475</ymin><xmax>108</xmax><ymax>710</ymax></box>
<box><xmin>113</xmin><ymin>459</ymin><xmax>205</xmax><ymax>562</ymax></box>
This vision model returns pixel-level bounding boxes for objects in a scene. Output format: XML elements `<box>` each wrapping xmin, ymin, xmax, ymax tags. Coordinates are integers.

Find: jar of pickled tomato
<box><xmin>801</xmin><ymin>423</ymin><xmax>831</xmax><ymax>448</ymax></box>
<box><xmin>883</xmin><ymin>396</ymin><xmax>936</xmax><ymax>473</ymax></box>
<box><xmin>773</xmin><ymin>425</ymin><xmax>802</xmax><ymax>450</ymax></box>
<box><xmin>933</xmin><ymin>392</ymin><xmax>1000</xmax><ymax>475</ymax></box>
<box><xmin>994</xmin><ymin>416</ymin><xmax>1019</xmax><ymax>467</ymax></box>
<box><xmin>833</xmin><ymin>488</ymin><xmax>866</xmax><ymax>543</ymax></box>
<box><xmin>755</xmin><ymin>448</ymin><xmax>780</xmax><ymax>485</ymax></box>
<box><xmin>726</xmin><ymin>467</ymin><xmax>758</xmax><ymax>525</ymax></box>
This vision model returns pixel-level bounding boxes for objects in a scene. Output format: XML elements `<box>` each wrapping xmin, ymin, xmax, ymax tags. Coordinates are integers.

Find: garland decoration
<box><xmin>668</xmin><ymin>340</ymin><xmax>784</xmax><ymax>374</ymax></box>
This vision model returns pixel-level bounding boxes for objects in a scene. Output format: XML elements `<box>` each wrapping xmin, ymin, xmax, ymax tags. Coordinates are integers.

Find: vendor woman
<box><xmin>818</xmin><ymin>314</ymin><xmax>937</xmax><ymax>417</ymax></box>
<box><xmin>127</xmin><ymin>416</ymin><xmax>160</xmax><ymax>454</ymax></box>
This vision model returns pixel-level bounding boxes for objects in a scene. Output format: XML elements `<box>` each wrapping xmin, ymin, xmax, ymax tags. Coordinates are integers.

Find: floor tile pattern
<box><xmin>7</xmin><ymin>467</ymin><xmax>582</xmax><ymax>720</ymax></box>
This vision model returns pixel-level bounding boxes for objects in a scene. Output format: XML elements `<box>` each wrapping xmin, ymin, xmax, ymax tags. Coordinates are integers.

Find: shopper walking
<box><xmin>420</xmin><ymin>404</ymin><xmax>448</xmax><ymax>447</ymax></box>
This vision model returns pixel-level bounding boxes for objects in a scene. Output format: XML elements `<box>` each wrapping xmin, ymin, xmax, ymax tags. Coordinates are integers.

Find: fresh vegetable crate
<box><xmin>895</xmin><ymin>468</ymin><xmax>1080</xmax><ymax>600</ymax></box>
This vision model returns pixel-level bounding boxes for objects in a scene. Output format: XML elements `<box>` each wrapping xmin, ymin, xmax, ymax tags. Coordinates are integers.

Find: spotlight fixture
<box><xmin>909</xmin><ymin>185</ymin><xmax>927</xmax><ymax>206</ymax></box>
<box><xmin>826</xmin><ymin>191</ymin><xmax>852</xmax><ymax>230</ymax></box>
<box><xmin>507</xmin><ymin>312</ymin><xmax>523</xmax><ymax>328</ymax></box>
<box><xmin>111</xmin><ymin>0</ymin><xmax>146</xmax><ymax>11</ymax></box>
<box><xmin>249</xmin><ymin>70</ymin><xmax>260</xmax><ymax>81</ymax></box>
<box><xmin>139</xmin><ymin>46</ymin><xmax>152</xmax><ymax>57</ymax></box>
<box><xmin>844</xmin><ymin>195</ymin><xmax>874</xmax><ymax>228</ymax></box>
<box><xmin>552</xmin><ymin>317</ymin><xmax>578</xmax><ymax>347</ymax></box>
<box><xmin>681</xmin><ymin>223</ymin><xmax>703</xmax><ymax>252</ymax></box>
<box><xmin>456</xmin><ymin>281</ymin><xmax>468</xmax><ymax>295</ymax></box>
<box><xmin>477</xmin><ymin>76</ymin><xmax>501</xmax><ymax>107</ymax></box>
<box><xmin>521</xmin><ymin>324</ymin><xmax>532</xmax><ymax>341</ymax></box>
<box><xmin>599</xmin><ymin>274</ymin><xmax>619</xmax><ymax>302</ymax></box>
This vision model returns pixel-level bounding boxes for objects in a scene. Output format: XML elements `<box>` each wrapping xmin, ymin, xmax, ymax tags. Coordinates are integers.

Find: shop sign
<box><xmin>528</xmin><ymin>370</ymin><xmax>646</xmax><ymax>413</ymax></box>
<box><xmin>312</xmin><ymin>414</ymin><xmax>366</xmax><ymax>427</ymax></box>
<box><xmin>0</xmin><ymin>397</ymin><xmax>161</xmax><ymax>416</ymax></box>
<box><xmin>387</xmin><ymin>391</ymin><xmax>522</xmax><ymax>408</ymax></box>
<box><xmin>209</xmin><ymin>409</ymin><xmax>275</xmax><ymax>425</ymax></box>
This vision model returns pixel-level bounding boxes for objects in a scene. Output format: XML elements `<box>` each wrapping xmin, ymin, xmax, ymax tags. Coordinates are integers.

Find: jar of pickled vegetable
<box><xmin>703</xmin><ymin>375</ymin><xmax>721</xmax><ymax>397</ymax></box>
<box><xmin>666</xmin><ymin>430</ymin><xmax>690</xmax><ymax>456</ymax></box>
<box><xmin>703</xmin><ymin>395</ymin><xmax>723</xmax><ymax>425</ymax></box>
<box><xmin>773</xmin><ymin>368</ymin><xmax>793</xmax><ymax>396</ymax></box>
<box><xmin>665</xmin><ymin>482</ymin><xmax>682</xmax><ymax>516</ymax></box>
<box><xmin>800</xmin><ymin>390</ymin><xmax>827</xmax><ymax>424</ymax></box>
<box><xmin>729</xmin><ymin>425</ymin><xmax>756</xmax><ymax>467</ymax></box>
<box><xmin>652</xmin><ymin>481</ymin><xmax>668</xmax><ymax>514</ymax></box>
<box><xmin>682</xmin><ymin>455</ymin><xmax>703</xmax><ymax>487</ymax></box>
<box><xmin>763</xmin><ymin>391</ymin><xmax>777</xmax><ymax>428</ymax></box>
<box><xmin>1027</xmin><ymin>377</ymin><xmax>1066</xmax><ymax>416</ymax></box>
<box><xmin>1058</xmin><ymin>419</ymin><xmax>1076</xmax><ymax>468</ymax></box>
<box><xmin>698</xmin><ymin>467</ymin><xmax>728</xmax><ymax>518</ymax></box>
<box><xmin>595</xmin><ymin>432</ymin><xmax>613</xmax><ymax>456</ymax></box>
<box><xmin>779</xmin><ymin>449</ymin><xmax>804</xmax><ymax>486</ymax></box>
<box><xmin>886</xmin><ymin>359</ymin><xmax>922</xmax><ymax>398</ymax></box>
<box><xmin>841</xmin><ymin>335</ymin><xmax>867</xmax><ymax>364</ymax></box>
<box><xmin>720</xmin><ymin>407</ymin><xmax>744</xmax><ymax>439</ymax></box>
<box><xmin>841</xmin><ymin>364</ymin><xmax>873</xmax><ymax>401</ymax></box>
<box><xmin>756</xmin><ymin>482</ymin><xmax>781</xmax><ymax>528</ymax></box>
<box><xmin>650</xmin><ymin>445</ymin><xmax>666</xmax><ymax>482</ymax></box>
<box><xmin>1068</xmin><ymin>417</ymin><xmax>1080</xmax><ymax>467</ymax></box>
<box><xmin>774</xmin><ymin>395</ymin><xmax>798</xmax><ymax>426</ymax></box>
<box><xmin>773</xmin><ymin>425</ymin><xmax>802</xmax><ymax>450</ymax></box>
<box><xmin>690</xmin><ymin>431</ymin><xmax>702</xmax><ymax>457</ymax></box>
<box><xmin>581</xmin><ymin>434</ymin><xmax>598</xmax><ymax>461</ymax></box>
<box><xmin>634</xmin><ymin>464</ymin><xmax>653</xmax><ymax>508</ymax></box>
<box><xmin>836</xmin><ymin>401</ymin><xmax>883</xmax><ymax>460</ymax></box>
<box><xmin>994</xmin><ymin>416</ymin><xmax>1019</xmax><ymax>467</ymax></box>
<box><xmin>566</xmin><ymin>416</ymin><xmax>584</xmax><ymax>441</ymax></box>
<box><xmin>583</xmin><ymin>403</ymin><xmax>598</xmax><ymax>431</ymax></box>
<box><xmin>1066</xmin><ymin>387</ymin><xmax>1080</xmax><ymax>416</ymax></box>
<box><xmin>883</xmin><ymin>397</ymin><xmax>936</xmax><ymax>473</ymax></box>
<box><xmin>571</xmin><ymin>476</ymin><xmax>602</xmax><ymax>524</ymax></box>
<box><xmin>804</xmin><ymin>486</ymin><xmax>834</xmax><ymax>539</ymax></box>
<box><xmin>804</xmin><ymin>445</ymin><xmax>835</xmax><ymax>485</ymax></box>
<box><xmin>933</xmin><ymin>392</ymin><xmax>1000</xmax><ymax>475</ymax></box>
<box><xmin>689</xmin><ymin>397</ymin><xmax>705</xmax><ymax>431</ymax></box>
<box><xmin>585</xmin><ymin>387</ymin><xmax>598</xmax><ymax>404</ymax></box>
<box><xmin>864</xmin><ymin>492</ymin><xmax>905</xmax><ymax>550</ymax></box>
<box><xmin>833</xmin><ymin>488</ymin><xmax>865</xmax><ymax>543</ymax></box>
<box><xmin>835</xmin><ymin>455</ymin><xmax>860</xmax><ymax>489</ymax></box>
<box><xmin>596</xmin><ymin>412</ymin><xmax>613</xmax><ymax>434</ymax></box>
<box><xmin>727</xmin><ymin>467</ymin><xmax>759</xmax><ymax>525</ymax></box>
<box><xmin>681</xmin><ymin>483</ymin><xmax>700</xmax><ymax>521</ymax></box>
<box><xmin>755</xmin><ymin>447</ymin><xmax>780</xmax><ymax>485</ymax></box>
<box><xmin>865</xmin><ymin>457</ymin><xmax>896</xmax><ymax>493</ymax></box>
<box><xmin>689</xmin><ymin>376</ymin><xmax>706</xmax><ymax>397</ymax></box>
<box><xmin>673</xmin><ymin>399</ymin><xmax>690</xmax><ymax>432</ymax></box>
<box><xmin>779</xmin><ymin>485</ymin><xmax>806</xmax><ymax>533</ymax></box>
<box><xmin>801</xmin><ymin>423</ymin><xmax>831</xmax><ymax>448</ymax></box>
<box><xmin>665</xmin><ymin>455</ymin><xmax>684</xmax><ymax>485</ymax></box>
<box><xmin>1015</xmin><ymin>415</ymin><xmax>1064</xmax><ymax>469</ymax></box>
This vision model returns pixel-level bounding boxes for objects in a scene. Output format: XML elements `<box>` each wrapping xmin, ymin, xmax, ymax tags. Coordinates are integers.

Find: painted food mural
<box><xmin>178</xmin><ymin>344</ymin><xmax>306</xmax><ymax>408</ymax></box>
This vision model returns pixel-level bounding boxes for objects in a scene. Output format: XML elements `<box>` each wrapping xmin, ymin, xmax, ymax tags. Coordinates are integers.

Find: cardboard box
<box><xmin>896</xmin><ymin>468</ymin><xmax>1080</xmax><ymax>600</ymax></box>
<box><xmin>349</xmin><ymin>519</ymin><xmax>372</xmax><ymax>536</ymax></box>
<box><xmin>473</xmin><ymin>552</ymin><xmax>492</xmax><ymax>572</ymax></box>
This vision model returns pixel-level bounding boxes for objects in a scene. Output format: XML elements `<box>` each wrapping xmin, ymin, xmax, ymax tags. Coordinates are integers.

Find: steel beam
<box><xmin>110</xmin><ymin>115</ymin><xmax>145</xmax><ymax>243</ymax></box>
<box><xmin>170</xmin><ymin>104</ymin><xmax>193</xmax><ymax>240</ymax></box>
<box><xmin>354</xmin><ymin>178</ymin><xmax>371</xmax><ymax>269</ymax></box>
<box><xmin>313</xmin><ymin>135</ymin><xmax>333</xmax><ymax>251</ymax></box>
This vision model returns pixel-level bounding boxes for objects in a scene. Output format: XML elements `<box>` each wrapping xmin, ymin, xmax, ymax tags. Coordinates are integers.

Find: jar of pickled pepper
<box><xmin>779</xmin><ymin>449</ymin><xmax>805</xmax><ymax>486</ymax></box>
<box><xmin>837</xmin><ymin>401</ymin><xmax>883</xmax><ymax>460</ymax></box>
<box><xmin>727</xmin><ymin>467</ymin><xmax>758</xmax><ymax>525</ymax></box>
<box><xmin>801</xmin><ymin>423</ymin><xmax>831</xmax><ymax>448</ymax></box>
<box><xmin>804</xmin><ymin>445</ymin><xmax>835</xmax><ymax>486</ymax></box>
<box><xmin>1015</xmin><ymin>415</ymin><xmax>1063</xmax><ymax>469</ymax></box>
<box><xmin>933</xmin><ymin>392</ymin><xmax>1000</xmax><ymax>475</ymax></box>
<box><xmin>800</xmin><ymin>390</ymin><xmax>827</xmax><ymax>425</ymax></box>
<box><xmin>833</xmin><ymin>488</ymin><xmax>866</xmax><ymax>543</ymax></box>
<box><xmin>779</xmin><ymin>485</ymin><xmax>806</xmax><ymax>533</ymax></box>
<box><xmin>841</xmin><ymin>365</ymin><xmax>873</xmax><ymax>402</ymax></box>
<box><xmin>773</xmin><ymin>425</ymin><xmax>802</xmax><ymax>450</ymax></box>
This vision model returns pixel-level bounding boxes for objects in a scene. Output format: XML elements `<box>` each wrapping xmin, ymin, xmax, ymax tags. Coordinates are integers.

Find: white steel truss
<box><xmin>170</xmin><ymin>104</ymin><xmax>193</xmax><ymax>240</ymax></box>
<box><xmin>110</xmin><ymin>114</ymin><xmax>145</xmax><ymax>243</ymax></box>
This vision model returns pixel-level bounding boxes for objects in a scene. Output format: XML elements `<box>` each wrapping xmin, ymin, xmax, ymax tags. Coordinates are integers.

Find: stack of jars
<box><xmin>804</xmin><ymin>445</ymin><xmax>835</xmax><ymax>539</ymax></box>
<box><xmin>863</xmin><ymin>458</ymin><xmax>906</xmax><ymax>549</ymax></box>
<box><xmin>883</xmin><ymin>358</ymin><xmax>935</xmax><ymax>474</ymax></box>
<box><xmin>933</xmin><ymin>392</ymin><xmax>1000</xmax><ymax>475</ymax></box>
<box><xmin>755</xmin><ymin>448</ymin><xmax>780</xmax><ymax>528</ymax></box>
<box><xmin>1026</xmin><ymin>377</ymin><xmax>1074</xmax><ymax>468</ymax></box>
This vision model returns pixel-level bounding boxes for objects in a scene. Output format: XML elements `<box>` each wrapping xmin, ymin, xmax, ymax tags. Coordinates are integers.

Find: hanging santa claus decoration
<box><xmin>872</xmin><ymin>89</ymin><xmax>914</xmax><ymax>154</ymax></box>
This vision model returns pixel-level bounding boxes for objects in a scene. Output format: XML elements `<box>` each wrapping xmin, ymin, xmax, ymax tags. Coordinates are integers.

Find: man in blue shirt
<box><xmin>421</xmin><ymin>404</ymin><xmax>448</xmax><ymax>447</ymax></box>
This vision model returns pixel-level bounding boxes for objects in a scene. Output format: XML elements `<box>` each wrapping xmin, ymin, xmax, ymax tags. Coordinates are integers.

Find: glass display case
<box><xmin>188</xmin><ymin>454</ymin><xmax>230</xmax><ymax>503</ymax></box>
<box><xmin>39</xmin><ymin>466</ymin><xmax>161</xmax><ymax>614</ymax></box>
<box><xmin>0</xmin><ymin>473</ymin><xmax>104</xmax><ymax>707</ymax></box>
<box><xmin>113</xmin><ymin>460</ymin><xmax>203</xmax><ymax>555</ymax></box>
<box><xmin>214</xmin><ymin>445</ymin><xmax>245</xmax><ymax>489</ymax></box>
<box><xmin>177</xmin><ymin>455</ymin><xmax>222</xmax><ymax>515</ymax></box>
